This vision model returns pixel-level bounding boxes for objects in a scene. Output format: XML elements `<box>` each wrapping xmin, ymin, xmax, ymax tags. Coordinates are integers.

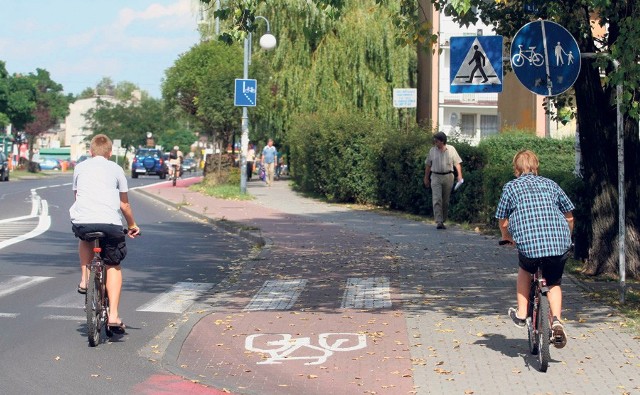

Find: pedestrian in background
<box><xmin>423</xmin><ymin>132</ymin><xmax>463</xmax><ymax>229</ymax></box>
<box><xmin>261</xmin><ymin>139</ymin><xmax>278</xmax><ymax>186</ymax></box>
<box><xmin>247</xmin><ymin>143</ymin><xmax>256</xmax><ymax>181</ymax></box>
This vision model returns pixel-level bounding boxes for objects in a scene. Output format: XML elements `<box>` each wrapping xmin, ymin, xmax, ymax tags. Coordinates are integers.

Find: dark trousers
<box><xmin>246</xmin><ymin>161</ymin><xmax>254</xmax><ymax>180</ymax></box>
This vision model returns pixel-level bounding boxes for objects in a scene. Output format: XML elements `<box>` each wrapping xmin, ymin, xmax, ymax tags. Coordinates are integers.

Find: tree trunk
<box><xmin>416</xmin><ymin>0</ymin><xmax>433</xmax><ymax>126</ymax></box>
<box><xmin>569</xmin><ymin>9</ymin><xmax>640</xmax><ymax>279</ymax></box>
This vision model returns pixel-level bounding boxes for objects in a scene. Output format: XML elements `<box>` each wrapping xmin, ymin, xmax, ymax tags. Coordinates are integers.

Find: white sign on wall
<box><xmin>392</xmin><ymin>88</ymin><xmax>417</xmax><ymax>108</ymax></box>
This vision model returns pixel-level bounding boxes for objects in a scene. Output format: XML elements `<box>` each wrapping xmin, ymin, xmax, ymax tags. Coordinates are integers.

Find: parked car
<box><xmin>131</xmin><ymin>148</ymin><xmax>167</xmax><ymax>179</ymax></box>
<box><xmin>0</xmin><ymin>151</ymin><xmax>9</xmax><ymax>181</ymax></box>
<box><xmin>181</xmin><ymin>158</ymin><xmax>197</xmax><ymax>173</ymax></box>
<box><xmin>38</xmin><ymin>157</ymin><xmax>61</xmax><ymax>171</ymax></box>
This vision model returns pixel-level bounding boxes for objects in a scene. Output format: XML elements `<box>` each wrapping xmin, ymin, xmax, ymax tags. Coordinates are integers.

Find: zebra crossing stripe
<box><xmin>244</xmin><ymin>279</ymin><xmax>307</xmax><ymax>311</ymax></box>
<box><xmin>0</xmin><ymin>313</ymin><xmax>19</xmax><ymax>318</ymax></box>
<box><xmin>341</xmin><ymin>277</ymin><xmax>392</xmax><ymax>309</ymax></box>
<box><xmin>136</xmin><ymin>282</ymin><xmax>214</xmax><ymax>313</ymax></box>
<box><xmin>0</xmin><ymin>276</ymin><xmax>52</xmax><ymax>299</ymax></box>
<box><xmin>44</xmin><ymin>315</ymin><xmax>85</xmax><ymax>321</ymax></box>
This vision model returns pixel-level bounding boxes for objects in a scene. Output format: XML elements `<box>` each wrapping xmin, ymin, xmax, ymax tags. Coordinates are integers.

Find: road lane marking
<box><xmin>341</xmin><ymin>277</ymin><xmax>392</xmax><ymax>309</ymax></box>
<box><xmin>44</xmin><ymin>315</ymin><xmax>85</xmax><ymax>321</ymax></box>
<box><xmin>244</xmin><ymin>279</ymin><xmax>307</xmax><ymax>311</ymax></box>
<box><xmin>0</xmin><ymin>313</ymin><xmax>19</xmax><ymax>318</ymax></box>
<box><xmin>0</xmin><ymin>275</ymin><xmax>52</xmax><ymax>299</ymax></box>
<box><xmin>0</xmin><ymin>189</ymin><xmax>51</xmax><ymax>250</ymax></box>
<box><xmin>136</xmin><ymin>282</ymin><xmax>214</xmax><ymax>313</ymax></box>
<box><xmin>39</xmin><ymin>292</ymin><xmax>84</xmax><ymax>309</ymax></box>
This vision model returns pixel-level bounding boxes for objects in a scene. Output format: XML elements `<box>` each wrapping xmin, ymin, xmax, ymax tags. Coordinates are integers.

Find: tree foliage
<box><xmin>162</xmin><ymin>40</ymin><xmax>251</xmax><ymax>148</ymax></box>
<box><xmin>84</xmin><ymin>96</ymin><xmax>179</xmax><ymax>151</ymax></box>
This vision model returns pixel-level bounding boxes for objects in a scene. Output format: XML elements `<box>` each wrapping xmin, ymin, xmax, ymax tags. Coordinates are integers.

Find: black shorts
<box><xmin>72</xmin><ymin>223</ymin><xmax>127</xmax><ymax>266</ymax></box>
<box><xmin>518</xmin><ymin>250</ymin><xmax>570</xmax><ymax>286</ymax></box>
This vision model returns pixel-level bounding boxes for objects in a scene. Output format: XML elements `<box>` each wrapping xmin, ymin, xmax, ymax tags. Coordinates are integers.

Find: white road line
<box><xmin>44</xmin><ymin>315</ymin><xmax>85</xmax><ymax>321</ymax></box>
<box><xmin>244</xmin><ymin>279</ymin><xmax>307</xmax><ymax>311</ymax></box>
<box><xmin>0</xmin><ymin>276</ymin><xmax>52</xmax><ymax>299</ymax></box>
<box><xmin>0</xmin><ymin>313</ymin><xmax>19</xmax><ymax>318</ymax></box>
<box><xmin>136</xmin><ymin>282</ymin><xmax>214</xmax><ymax>313</ymax></box>
<box><xmin>341</xmin><ymin>277</ymin><xmax>392</xmax><ymax>309</ymax></box>
<box><xmin>0</xmin><ymin>189</ymin><xmax>51</xmax><ymax>250</ymax></box>
<box><xmin>39</xmin><ymin>293</ymin><xmax>84</xmax><ymax>309</ymax></box>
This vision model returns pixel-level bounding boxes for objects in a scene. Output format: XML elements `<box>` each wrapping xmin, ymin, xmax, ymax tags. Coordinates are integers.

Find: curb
<box><xmin>133</xmin><ymin>187</ymin><xmax>266</xmax><ymax>248</ymax></box>
<box><xmin>133</xmin><ymin>186</ymin><xmax>271</xmax><ymax>393</ymax></box>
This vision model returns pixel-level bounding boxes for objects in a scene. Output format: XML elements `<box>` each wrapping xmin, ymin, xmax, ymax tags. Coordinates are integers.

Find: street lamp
<box><xmin>240</xmin><ymin>16</ymin><xmax>276</xmax><ymax>194</ymax></box>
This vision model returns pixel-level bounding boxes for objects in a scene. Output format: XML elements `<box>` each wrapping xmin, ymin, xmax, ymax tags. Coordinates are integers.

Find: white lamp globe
<box><xmin>259</xmin><ymin>33</ymin><xmax>277</xmax><ymax>50</ymax></box>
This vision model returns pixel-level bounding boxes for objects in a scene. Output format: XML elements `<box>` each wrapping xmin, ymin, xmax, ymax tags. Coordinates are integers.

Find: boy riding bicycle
<box><xmin>495</xmin><ymin>150</ymin><xmax>574</xmax><ymax>348</ymax></box>
<box><xmin>70</xmin><ymin>134</ymin><xmax>141</xmax><ymax>334</ymax></box>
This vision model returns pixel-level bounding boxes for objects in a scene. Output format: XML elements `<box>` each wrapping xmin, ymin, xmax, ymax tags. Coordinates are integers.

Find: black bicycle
<box><xmin>170</xmin><ymin>163</ymin><xmax>180</xmax><ymax>186</ymax></box>
<box><xmin>500</xmin><ymin>240</ymin><xmax>554</xmax><ymax>372</ymax></box>
<box><xmin>84</xmin><ymin>231</ymin><xmax>113</xmax><ymax>347</ymax></box>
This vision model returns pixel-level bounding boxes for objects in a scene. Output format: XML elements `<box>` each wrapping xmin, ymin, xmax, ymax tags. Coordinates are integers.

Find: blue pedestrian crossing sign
<box><xmin>234</xmin><ymin>79</ymin><xmax>257</xmax><ymax>107</ymax></box>
<box><xmin>450</xmin><ymin>36</ymin><xmax>503</xmax><ymax>93</ymax></box>
<box><xmin>510</xmin><ymin>20</ymin><xmax>581</xmax><ymax>96</ymax></box>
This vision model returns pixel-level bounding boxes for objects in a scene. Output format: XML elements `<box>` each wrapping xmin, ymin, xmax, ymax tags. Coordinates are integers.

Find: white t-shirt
<box><xmin>69</xmin><ymin>156</ymin><xmax>128</xmax><ymax>225</ymax></box>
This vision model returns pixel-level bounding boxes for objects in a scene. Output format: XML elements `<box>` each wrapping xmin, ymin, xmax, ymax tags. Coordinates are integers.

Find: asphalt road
<box><xmin>0</xmin><ymin>173</ymin><xmax>251</xmax><ymax>394</ymax></box>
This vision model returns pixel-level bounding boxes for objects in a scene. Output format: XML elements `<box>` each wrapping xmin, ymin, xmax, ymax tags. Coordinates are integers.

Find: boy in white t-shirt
<box><xmin>70</xmin><ymin>134</ymin><xmax>141</xmax><ymax>333</ymax></box>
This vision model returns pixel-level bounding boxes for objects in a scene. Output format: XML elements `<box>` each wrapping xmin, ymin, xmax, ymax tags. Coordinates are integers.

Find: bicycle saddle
<box><xmin>84</xmin><ymin>231</ymin><xmax>106</xmax><ymax>241</ymax></box>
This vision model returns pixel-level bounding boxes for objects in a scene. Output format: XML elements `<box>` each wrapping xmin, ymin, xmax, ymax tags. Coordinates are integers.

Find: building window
<box><xmin>480</xmin><ymin>115</ymin><xmax>499</xmax><ymax>137</ymax></box>
<box><xmin>461</xmin><ymin>114</ymin><xmax>476</xmax><ymax>136</ymax></box>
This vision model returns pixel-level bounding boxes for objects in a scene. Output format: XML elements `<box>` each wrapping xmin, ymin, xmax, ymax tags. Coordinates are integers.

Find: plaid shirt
<box><xmin>495</xmin><ymin>173</ymin><xmax>574</xmax><ymax>258</ymax></box>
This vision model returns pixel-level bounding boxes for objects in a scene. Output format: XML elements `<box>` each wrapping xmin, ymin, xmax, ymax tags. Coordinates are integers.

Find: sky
<box><xmin>0</xmin><ymin>0</ymin><xmax>201</xmax><ymax>98</ymax></box>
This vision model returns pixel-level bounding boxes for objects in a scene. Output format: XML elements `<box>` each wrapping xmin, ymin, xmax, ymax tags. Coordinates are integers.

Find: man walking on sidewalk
<box><xmin>262</xmin><ymin>139</ymin><xmax>278</xmax><ymax>186</ymax></box>
<box><xmin>423</xmin><ymin>132</ymin><xmax>463</xmax><ymax>229</ymax></box>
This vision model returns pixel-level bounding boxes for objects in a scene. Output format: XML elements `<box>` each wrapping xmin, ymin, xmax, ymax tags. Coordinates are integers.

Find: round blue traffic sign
<box><xmin>511</xmin><ymin>20</ymin><xmax>581</xmax><ymax>96</ymax></box>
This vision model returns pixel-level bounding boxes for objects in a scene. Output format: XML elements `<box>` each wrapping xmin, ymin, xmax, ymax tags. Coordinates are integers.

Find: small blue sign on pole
<box><xmin>234</xmin><ymin>79</ymin><xmax>257</xmax><ymax>107</ymax></box>
<box><xmin>450</xmin><ymin>36</ymin><xmax>503</xmax><ymax>93</ymax></box>
<box><xmin>510</xmin><ymin>20</ymin><xmax>581</xmax><ymax>96</ymax></box>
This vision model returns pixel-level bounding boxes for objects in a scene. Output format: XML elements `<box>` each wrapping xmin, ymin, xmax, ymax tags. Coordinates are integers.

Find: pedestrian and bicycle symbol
<box><xmin>510</xmin><ymin>20</ymin><xmax>581</xmax><ymax>96</ymax></box>
<box><xmin>234</xmin><ymin>78</ymin><xmax>257</xmax><ymax>107</ymax></box>
<box><xmin>245</xmin><ymin>332</ymin><xmax>367</xmax><ymax>365</ymax></box>
<box><xmin>450</xmin><ymin>35</ymin><xmax>503</xmax><ymax>93</ymax></box>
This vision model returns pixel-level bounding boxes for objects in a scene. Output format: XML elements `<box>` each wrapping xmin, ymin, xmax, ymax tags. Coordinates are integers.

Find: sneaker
<box><xmin>436</xmin><ymin>222</ymin><xmax>446</xmax><ymax>230</ymax></box>
<box><xmin>508</xmin><ymin>307</ymin><xmax>526</xmax><ymax>328</ymax></box>
<box><xmin>552</xmin><ymin>317</ymin><xmax>567</xmax><ymax>348</ymax></box>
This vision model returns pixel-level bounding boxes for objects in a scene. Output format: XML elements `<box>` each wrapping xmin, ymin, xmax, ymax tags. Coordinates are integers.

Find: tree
<box><xmin>162</xmin><ymin>40</ymin><xmax>249</xmax><ymax>149</ymax></box>
<box><xmin>84</xmin><ymin>96</ymin><xmax>177</xmax><ymax>151</ymax></box>
<box><xmin>436</xmin><ymin>1</ymin><xmax>640</xmax><ymax>278</ymax></box>
<box><xmin>197</xmin><ymin>0</ymin><xmax>416</xmax><ymax>144</ymax></box>
<box><xmin>0</xmin><ymin>62</ymin><xmax>37</xmax><ymax>132</ymax></box>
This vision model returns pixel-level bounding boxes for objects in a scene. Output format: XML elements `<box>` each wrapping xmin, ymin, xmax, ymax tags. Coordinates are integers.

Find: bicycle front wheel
<box><xmin>537</xmin><ymin>293</ymin><xmax>551</xmax><ymax>372</ymax></box>
<box><xmin>86</xmin><ymin>269</ymin><xmax>102</xmax><ymax>347</ymax></box>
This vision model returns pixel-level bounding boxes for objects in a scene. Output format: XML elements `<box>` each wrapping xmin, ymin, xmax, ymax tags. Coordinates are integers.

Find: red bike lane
<box><xmin>176</xmin><ymin>309</ymin><xmax>414</xmax><ymax>394</ymax></box>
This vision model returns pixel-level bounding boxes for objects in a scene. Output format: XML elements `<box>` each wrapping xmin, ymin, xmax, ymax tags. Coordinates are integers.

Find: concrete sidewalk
<box><xmin>135</xmin><ymin>176</ymin><xmax>640</xmax><ymax>395</ymax></box>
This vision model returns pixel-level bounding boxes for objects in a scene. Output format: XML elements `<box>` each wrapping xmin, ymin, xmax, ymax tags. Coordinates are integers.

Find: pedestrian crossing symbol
<box><xmin>450</xmin><ymin>36</ymin><xmax>503</xmax><ymax>93</ymax></box>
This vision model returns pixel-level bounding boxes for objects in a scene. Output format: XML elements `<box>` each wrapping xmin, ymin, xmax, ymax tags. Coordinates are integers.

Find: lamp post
<box><xmin>240</xmin><ymin>16</ymin><xmax>276</xmax><ymax>194</ymax></box>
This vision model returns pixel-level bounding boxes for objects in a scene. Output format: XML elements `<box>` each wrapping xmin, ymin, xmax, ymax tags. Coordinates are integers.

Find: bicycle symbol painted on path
<box><xmin>245</xmin><ymin>333</ymin><xmax>367</xmax><ymax>365</ymax></box>
<box><xmin>512</xmin><ymin>45</ymin><xmax>544</xmax><ymax>67</ymax></box>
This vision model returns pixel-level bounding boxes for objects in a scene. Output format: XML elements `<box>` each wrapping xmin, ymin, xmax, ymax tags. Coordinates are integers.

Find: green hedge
<box><xmin>287</xmin><ymin>112</ymin><xmax>581</xmax><ymax>227</ymax></box>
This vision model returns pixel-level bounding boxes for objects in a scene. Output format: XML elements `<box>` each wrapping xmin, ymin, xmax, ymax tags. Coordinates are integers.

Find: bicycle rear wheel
<box><xmin>527</xmin><ymin>287</ymin><xmax>538</xmax><ymax>355</ymax></box>
<box><xmin>86</xmin><ymin>268</ymin><xmax>102</xmax><ymax>346</ymax></box>
<box><xmin>537</xmin><ymin>293</ymin><xmax>551</xmax><ymax>372</ymax></box>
